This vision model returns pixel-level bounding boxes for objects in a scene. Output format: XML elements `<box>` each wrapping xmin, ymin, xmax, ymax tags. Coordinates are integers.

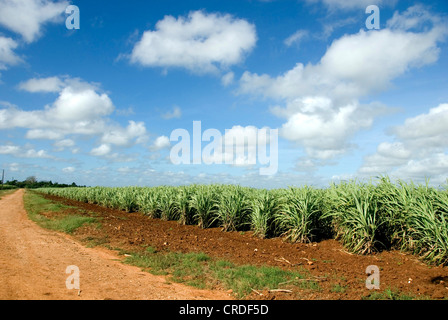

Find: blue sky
<box><xmin>1</xmin><ymin>0</ymin><xmax>448</xmax><ymax>188</ymax></box>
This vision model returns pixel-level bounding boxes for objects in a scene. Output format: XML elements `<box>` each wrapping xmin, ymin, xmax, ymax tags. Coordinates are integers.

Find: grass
<box><xmin>211</xmin><ymin>260</ymin><xmax>320</xmax><ymax>297</ymax></box>
<box><xmin>331</xmin><ymin>284</ymin><xmax>347</xmax><ymax>293</ymax></box>
<box><xmin>123</xmin><ymin>246</ymin><xmax>320</xmax><ymax>298</ymax></box>
<box><xmin>84</xmin><ymin>235</ymin><xmax>110</xmax><ymax>248</ymax></box>
<box><xmin>24</xmin><ymin>190</ymin><xmax>100</xmax><ymax>233</ymax></box>
<box><xmin>0</xmin><ymin>188</ymin><xmax>16</xmax><ymax>199</ymax></box>
<box><xmin>124</xmin><ymin>248</ymin><xmax>211</xmax><ymax>288</ymax></box>
<box><xmin>362</xmin><ymin>287</ymin><xmax>429</xmax><ymax>300</ymax></box>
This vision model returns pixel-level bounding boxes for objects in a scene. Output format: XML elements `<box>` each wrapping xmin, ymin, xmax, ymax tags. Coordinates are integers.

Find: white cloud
<box><xmin>386</xmin><ymin>5</ymin><xmax>442</xmax><ymax>32</ymax></box>
<box><xmin>238</xmin><ymin>6</ymin><xmax>447</xmax><ymax>161</ymax></box>
<box><xmin>359</xmin><ymin>148</ymin><xmax>411</xmax><ymax>176</ymax></box>
<box><xmin>129</xmin><ymin>10</ymin><xmax>257</xmax><ymax>74</ymax></box>
<box><xmin>161</xmin><ymin>106</ymin><xmax>182</xmax><ymax>120</ymax></box>
<box><xmin>319</xmin><ymin>29</ymin><xmax>443</xmax><ymax>96</ymax></box>
<box><xmin>221</xmin><ymin>71</ymin><xmax>234</xmax><ymax>86</ymax></box>
<box><xmin>284</xmin><ymin>30</ymin><xmax>308</xmax><ymax>47</ymax></box>
<box><xmin>19</xmin><ymin>76</ymin><xmax>64</xmax><ymax>93</ymax></box>
<box><xmin>359</xmin><ymin>103</ymin><xmax>448</xmax><ymax>184</ymax></box>
<box><xmin>90</xmin><ymin>144</ymin><xmax>111</xmax><ymax>157</ymax></box>
<box><xmin>53</xmin><ymin>138</ymin><xmax>75</xmax><ymax>149</ymax></box>
<box><xmin>25</xmin><ymin>129</ymin><xmax>64</xmax><ymax>140</ymax></box>
<box><xmin>0</xmin><ymin>76</ymin><xmax>148</xmax><ymax>159</ymax></box>
<box><xmin>317</xmin><ymin>17</ymin><xmax>357</xmax><ymax>40</ymax></box>
<box><xmin>0</xmin><ymin>78</ymin><xmax>115</xmax><ymax>133</ymax></box>
<box><xmin>280</xmin><ymin>101</ymin><xmax>375</xmax><ymax>158</ymax></box>
<box><xmin>377</xmin><ymin>142</ymin><xmax>412</xmax><ymax>160</ymax></box>
<box><xmin>101</xmin><ymin>121</ymin><xmax>147</xmax><ymax>147</ymax></box>
<box><xmin>198</xmin><ymin>125</ymin><xmax>276</xmax><ymax>169</ymax></box>
<box><xmin>0</xmin><ymin>144</ymin><xmax>53</xmax><ymax>158</ymax></box>
<box><xmin>62</xmin><ymin>166</ymin><xmax>75</xmax><ymax>173</ymax></box>
<box><xmin>241</xmin><ymin>26</ymin><xmax>444</xmax><ymax>101</ymax></box>
<box><xmin>23</xmin><ymin>148</ymin><xmax>52</xmax><ymax>158</ymax></box>
<box><xmin>52</xmin><ymin>85</ymin><xmax>114</xmax><ymax>121</ymax></box>
<box><xmin>392</xmin><ymin>154</ymin><xmax>448</xmax><ymax>185</ymax></box>
<box><xmin>392</xmin><ymin>103</ymin><xmax>448</xmax><ymax>149</ymax></box>
<box><xmin>0</xmin><ymin>36</ymin><xmax>21</xmax><ymax>70</ymax></box>
<box><xmin>150</xmin><ymin>135</ymin><xmax>170</xmax><ymax>151</ymax></box>
<box><xmin>8</xmin><ymin>162</ymin><xmax>20</xmax><ymax>172</ymax></box>
<box><xmin>0</xmin><ymin>145</ymin><xmax>20</xmax><ymax>155</ymax></box>
<box><xmin>0</xmin><ymin>0</ymin><xmax>68</xmax><ymax>43</ymax></box>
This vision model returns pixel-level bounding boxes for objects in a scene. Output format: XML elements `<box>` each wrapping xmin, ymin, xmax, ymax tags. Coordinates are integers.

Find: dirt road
<box><xmin>0</xmin><ymin>190</ymin><xmax>230</xmax><ymax>300</ymax></box>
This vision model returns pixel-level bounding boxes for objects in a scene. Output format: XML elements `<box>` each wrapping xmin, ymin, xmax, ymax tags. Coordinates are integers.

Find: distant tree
<box><xmin>4</xmin><ymin>177</ymin><xmax>84</xmax><ymax>189</ymax></box>
<box><xmin>25</xmin><ymin>176</ymin><xmax>37</xmax><ymax>184</ymax></box>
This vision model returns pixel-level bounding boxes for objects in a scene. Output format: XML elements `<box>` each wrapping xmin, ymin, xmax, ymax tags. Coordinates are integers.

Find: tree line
<box><xmin>2</xmin><ymin>176</ymin><xmax>84</xmax><ymax>189</ymax></box>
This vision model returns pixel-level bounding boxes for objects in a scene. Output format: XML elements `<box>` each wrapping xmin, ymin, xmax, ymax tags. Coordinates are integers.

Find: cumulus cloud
<box><xmin>18</xmin><ymin>76</ymin><xmax>65</xmax><ymax>93</ymax></box>
<box><xmin>52</xmin><ymin>86</ymin><xmax>114</xmax><ymax>122</ymax></box>
<box><xmin>0</xmin><ymin>145</ymin><xmax>20</xmax><ymax>155</ymax></box>
<box><xmin>0</xmin><ymin>36</ymin><xmax>22</xmax><ymax>70</ymax></box>
<box><xmin>90</xmin><ymin>144</ymin><xmax>111</xmax><ymax>157</ymax></box>
<box><xmin>359</xmin><ymin>103</ymin><xmax>448</xmax><ymax>184</ymax></box>
<box><xmin>129</xmin><ymin>10</ymin><xmax>257</xmax><ymax>74</ymax></box>
<box><xmin>62</xmin><ymin>166</ymin><xmax>75</xmax><ymax>173</ymax></box>
<box><xmin>238</xmin><ymin>6</ymin><xmax>447</xmax><ymax>162</ymax></box>
<box><xmin>0</xmin><ymin>1</ymin><xmax>69</xmax><ymax>77</ymax></box>
<box><xmin>25</xmin><ymin>129</ymin><xmax>64</xmax><ymax>140</ymax></box>
<box><xmin>198</xmin><ymin>125</ymin><xmax>276</xmax><ymax>171</ymax></box>
<box><xmin>241</xmin><ymin>26</ymin><xmax>444</xmax><ymax>101</ymax></box>
<box><xmin>150</xmin><ymin>135</ymin><xmax>170</xmax><ymax>151</ymax></box>
<box><xmin>0</xmin><ymin>0</ymin><xmax>68</xmax><ymax>43</ymax></box>
<box><xmin>0</xmin><ymin>78</ymin><xmax>115</xmax><ymax>133</ymax></box>
<box><xmin>53</xmin><ymin>138</ymin><xmax>75</xmax><ymax>151</ymax></box>
<box><xmin>392</xmin><ymin>103</ymin><xmax>448</xmax><ymax>149</ymax></box>
<box><xmin>0</xmin><ymin>143</ymin><xmax>53</xmax><ymax>158</ymax></box>
<box><xmin>0</xmin><ymin>76</ymin><xmax>149</xmax><ymax>158</ymax></box>
<box><xmin>101</xmin><ymin>121</ymin><xmax>147</xmax><ymax>147</ymax></box>
<box><xmin>279</xmin><ymin>99</ymin><xmax>377</xmax><ymax>159</ymax></box>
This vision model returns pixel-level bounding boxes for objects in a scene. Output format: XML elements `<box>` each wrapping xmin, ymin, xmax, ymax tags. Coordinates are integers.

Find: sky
<box><xmin>0</xmin><ymin>0</ymin><xmax>448</xmax><ymax>188</ymax></box>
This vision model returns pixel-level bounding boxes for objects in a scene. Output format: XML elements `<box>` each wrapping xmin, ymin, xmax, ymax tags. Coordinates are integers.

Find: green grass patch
<box><xmin>362</xmin><ymin>287</ymin><xmax>429</xmax><ymax>300</ymax></box>
<box><xmin>51</xmin><ymin>215</ymin><xmax>98</xmax><ymax>233</ymax></box>
<box><xmin>123</xmin><ymin>246</ymin><xmax>319</xmax><ymax>298</ymax></box>
<box><xmin>124</xmin><ymin>248</ymin><xmax>211</xmax><ymax>288</ymax></box>
<box><xmin>84</xmin><ymin>235</ymin><xmax>110</xmax><ymax>248</ymax></box>
<box><xmin>331</xmin><ymin>284</ymin><xmax>347</xmax><ymax>293</ymax></box>
<box><xmin>24</xmin><ymin>190</ymin><xmax>99</xmax><ymax>233</ymax></box>
<box><xmin>0</xmin><ymin>188</ymin><xmax>16</xmax><ymax>199</ymax></box>
<box><xmin>210</xmin><ymin>260</ymin><xmax>320</xmax><ymax>297</ymax></box>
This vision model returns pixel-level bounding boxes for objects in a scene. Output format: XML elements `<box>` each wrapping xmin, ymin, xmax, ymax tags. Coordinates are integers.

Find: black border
<box><xmin>2</xmin><ymin>299</ymin><xmax>445</xmax><ymax>319</ymax></box>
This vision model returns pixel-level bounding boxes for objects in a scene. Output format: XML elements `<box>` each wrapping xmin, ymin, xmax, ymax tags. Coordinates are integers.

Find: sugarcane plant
<box><xmin>35</xmin><ymin>176</ymin><xmax>448</xmax><ymax>266</ymax></box>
